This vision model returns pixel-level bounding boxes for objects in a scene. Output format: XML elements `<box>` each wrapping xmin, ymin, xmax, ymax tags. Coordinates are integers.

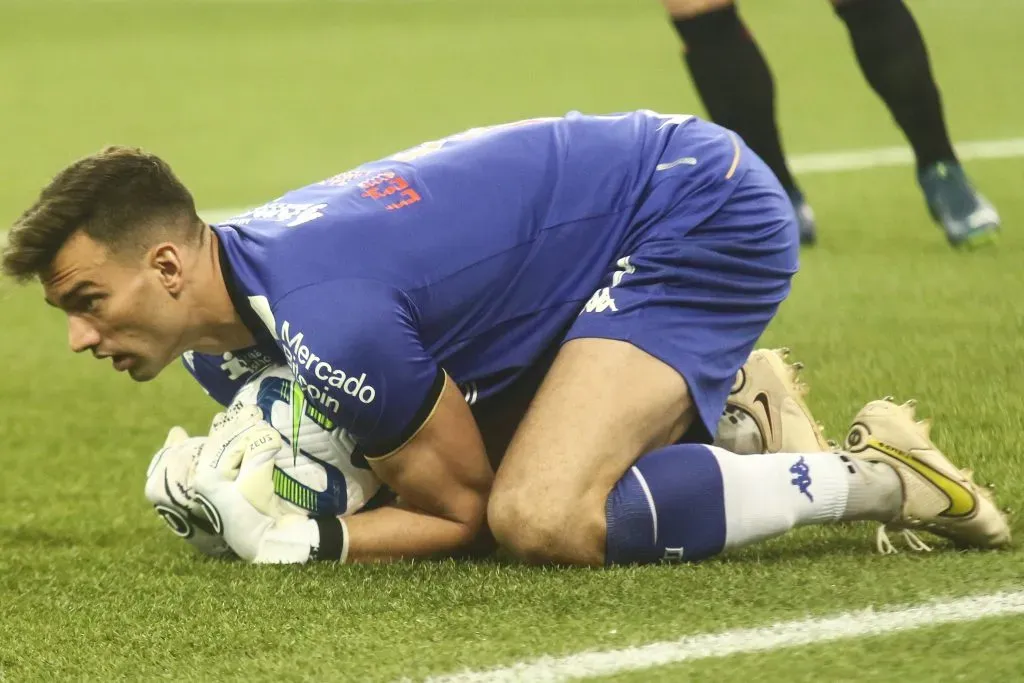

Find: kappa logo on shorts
<box><xmin>582</xmin><ymin>287</ymin><xmax>618</xmax><ymax>314</ymax></box>
<box><xmin>580</xmin><ymin>256</ymin><xmax>635</xmax><ymax>315</ymax></box>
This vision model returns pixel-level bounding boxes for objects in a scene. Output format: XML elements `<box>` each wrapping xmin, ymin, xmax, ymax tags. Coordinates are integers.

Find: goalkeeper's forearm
<box><xmin>258</xmin><ymin>502</ymin><xmax>484</xmax><ymax>564</ymax></box>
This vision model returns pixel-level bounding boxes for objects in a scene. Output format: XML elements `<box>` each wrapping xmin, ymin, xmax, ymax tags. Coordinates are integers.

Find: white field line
<box><xmin>788</xmin><ymin>136</ymin><xmax>1024</xmax><ymax>174</ymax></box>
<box><xmin>197</xmin><ymin>136</ymin><xmax>1024</xmax><ymax>224</ymax></box>
<box><xmin>2</xmin><ymin>137</ymin><xmax>1022</xmax><ymax>242</ymax></box>
<box><xmin>423</xmin><ymin>590</ymin><xmax>1024</xmax><ymax>683</ymax></box>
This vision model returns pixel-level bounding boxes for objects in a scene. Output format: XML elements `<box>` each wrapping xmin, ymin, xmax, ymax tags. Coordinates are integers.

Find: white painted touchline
<box><xmin>788</xmin><ymin>137</ymin><xmax>1024</xmax><ymax>174</ymax></box>
<box><xmin>422</xmin><ymin>590</ymin><xmax>1024</xmax><ymax>683</ymax></box>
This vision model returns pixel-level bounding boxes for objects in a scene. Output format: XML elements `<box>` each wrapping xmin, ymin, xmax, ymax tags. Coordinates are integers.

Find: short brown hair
<box><xmin>2</xmin><ymin>146</ymin><xmax>204</xmax><ymax>282</ymax></box>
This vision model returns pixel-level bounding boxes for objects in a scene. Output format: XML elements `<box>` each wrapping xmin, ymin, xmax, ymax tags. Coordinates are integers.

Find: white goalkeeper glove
<box><xmin>192</xmin><ymin>405</ymin><xmax>345</xmax><ymax>564</ymax></box>
<box><xmin>144</xmin><ymin>426</ymin><xmax>234</xmax><ymax>558</ymax></box>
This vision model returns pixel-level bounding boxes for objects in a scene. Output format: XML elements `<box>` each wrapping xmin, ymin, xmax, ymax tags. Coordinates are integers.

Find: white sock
<box><xmin>837</xmin><ymin>454</ymin><xmax>903</xmax><ymax>523</ymax></box>
<box><xmin>710</xmin><ymin>446</ymin><xmax>851</xmax><ymax>551</ymax></box>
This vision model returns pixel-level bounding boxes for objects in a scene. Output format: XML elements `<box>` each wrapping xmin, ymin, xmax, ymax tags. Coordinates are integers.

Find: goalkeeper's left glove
<box><xmin>192</xmin><ymin>405</ymin><xmax>346</xmax><ymax>564</ymax></box>
<box><xmin>144</xmin><ymin>426</ymin><xmax>234</xmax><ymax>558</ymax></box>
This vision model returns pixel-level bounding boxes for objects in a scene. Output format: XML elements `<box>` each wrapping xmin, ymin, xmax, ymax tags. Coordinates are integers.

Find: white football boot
<box><xmin>844</xmin><ymin>398</ymin><xmax>1011</xmax><ymax>552</ymax></box>
<box><xmin>715</xmin><ymin>348</ymin><xmax>830</xmax><ymax>455</ymax></box>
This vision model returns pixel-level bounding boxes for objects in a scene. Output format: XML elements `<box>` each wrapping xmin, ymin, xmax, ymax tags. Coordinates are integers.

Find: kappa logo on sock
<box><xmin>789</xmin><ymin>456</ymin><xmax>814</xmax><ymax>502</ymax></box>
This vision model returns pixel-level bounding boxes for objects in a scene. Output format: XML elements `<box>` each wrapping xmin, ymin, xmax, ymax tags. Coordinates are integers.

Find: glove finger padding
<box><xmin>145</xmin><ymin>428</ymin><xmax>233</xmax><ymax>558</ymax></box>
<box><xmin>192</xmin><ymin>417</ymin><xmax>322</xmax><ymax>564</ymax></box>
<box><xmin>210</xmin><ymin>404</ymin><xmax>265</xmax><ymax>441</ymax></box>
<box><xmin>163</xmin><ymin>425</ymin><xmax>190</xmax><ymax>448</ymax></box>
<box><xmin>237</xmin><ymin>446</ymin><xmax>288</xmax><ymax>519</ymax></box>
<box><xmin>193</xmin><ymin>416</ymin><xmax>285</xmax><ymax>553</ymax></box>
<box><xmin>200</xmin><ymin>405</ymin><xmax>272</xmax><ymax>476</ymax></box>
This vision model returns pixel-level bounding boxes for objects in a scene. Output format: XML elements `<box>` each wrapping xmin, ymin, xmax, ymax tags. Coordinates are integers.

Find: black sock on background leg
<box><xmin>836</xmin><ymin>0</ymin><xmax>957</xmax><ymax>170</ymax></box>
<box><xmin>671</xmin><ymin>6</ymin><xmax>799</xmax><ymax>193</ymax></box>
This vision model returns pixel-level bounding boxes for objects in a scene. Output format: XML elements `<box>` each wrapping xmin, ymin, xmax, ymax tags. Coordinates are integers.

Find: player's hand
<box><xmin>144</xmin><ymin>425</ymin><xmax>234</xmax><ymax>558</ymax></box>
<box><xmin>192</xmin><ymin>405</ymin><xmax>316</xmax><ymax>563</ymax></box>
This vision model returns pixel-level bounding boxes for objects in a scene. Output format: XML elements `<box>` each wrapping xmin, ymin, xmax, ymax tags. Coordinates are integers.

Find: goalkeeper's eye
<box><xmin>79</xmin><ymin>295</ymin><xmax>104</xmax><ymax>314</ymax></box>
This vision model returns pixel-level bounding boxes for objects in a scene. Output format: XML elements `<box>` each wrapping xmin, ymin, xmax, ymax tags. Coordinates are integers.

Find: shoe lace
<box><xmin>875</xmin><ymin>525</ymin><xmax>933</xmax><ymax>555</ymax></box>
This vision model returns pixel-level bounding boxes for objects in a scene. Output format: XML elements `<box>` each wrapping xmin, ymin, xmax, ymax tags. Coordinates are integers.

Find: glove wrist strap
<box><xmin>311</xmin><ymin>516</ymin><xmax>349</xmax><ymax>563</ymax></box>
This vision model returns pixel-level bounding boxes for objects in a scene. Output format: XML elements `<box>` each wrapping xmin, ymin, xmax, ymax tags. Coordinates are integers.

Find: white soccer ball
<box><xmin>229</xmin><ymin>365</ymin><xmax>383</xmax><ymax>518</ymax></box>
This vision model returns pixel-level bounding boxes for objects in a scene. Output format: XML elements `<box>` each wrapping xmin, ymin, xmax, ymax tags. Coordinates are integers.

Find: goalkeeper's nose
<box><xmin>68</xmin><ymin>314</ymin><xmax>101</xmax><ymax>354</ymax></box>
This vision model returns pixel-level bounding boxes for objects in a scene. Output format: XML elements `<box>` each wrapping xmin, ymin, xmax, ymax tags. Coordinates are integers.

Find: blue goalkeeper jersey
<box><xmin>185</xmin><ymin>111</ymin><xmax>752</xmax><ymax>454</ymax></box>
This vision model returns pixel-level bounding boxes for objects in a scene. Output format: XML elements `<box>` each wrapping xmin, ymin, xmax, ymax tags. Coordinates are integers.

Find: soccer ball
<box><xmin>228</xmin><ymin>365</ymin><xmax>383</xmax><ymax>518</ymax></box>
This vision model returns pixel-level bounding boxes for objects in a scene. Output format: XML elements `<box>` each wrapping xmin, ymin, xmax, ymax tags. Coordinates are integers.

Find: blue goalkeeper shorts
<box><xmin>565</xmin><ymin>145</ymin><xmax>799</xmax><ymax>441</ymax></box>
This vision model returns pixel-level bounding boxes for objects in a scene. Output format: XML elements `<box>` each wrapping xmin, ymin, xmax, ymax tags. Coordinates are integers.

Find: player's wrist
<box><xmin>252</xmin><ymin>516</ymin><xmax>349</xmax><ymax>564</ymax></box>
<box><xmin>310</xmin><ymin>516</ymin><xmax>349</xmax><ymax>563</ymax></box>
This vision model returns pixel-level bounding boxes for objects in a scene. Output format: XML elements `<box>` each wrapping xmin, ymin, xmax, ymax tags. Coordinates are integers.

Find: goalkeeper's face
<box><xmin>43</xmin><ymin>231</ymin><xmax>193</xmax><ymax>382</ymax></box>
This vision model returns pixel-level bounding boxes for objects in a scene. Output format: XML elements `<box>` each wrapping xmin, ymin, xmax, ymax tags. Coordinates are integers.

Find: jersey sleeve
<box><xmin>181</xmin><ymin>347</ymin><xmax>277</xmax><ymax>407</ymax></box>
<box><xmin>272</xmin><ymin>279</ymin><xmax>444</xmax><ymax>456</ymax></box>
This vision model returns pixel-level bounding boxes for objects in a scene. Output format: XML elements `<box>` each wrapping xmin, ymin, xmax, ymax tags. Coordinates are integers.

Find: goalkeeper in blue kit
<box><xmin>2</xmin><ymin>110</ymin><xmax>1009</xmax><ymax>565</ymax></box>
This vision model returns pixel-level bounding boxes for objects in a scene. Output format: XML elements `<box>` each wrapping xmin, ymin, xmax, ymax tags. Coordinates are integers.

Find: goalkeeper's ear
<box><xmin>163</xmin><ymin>425</ymin><xmax>190</xmax><ymax>448</ymax></box>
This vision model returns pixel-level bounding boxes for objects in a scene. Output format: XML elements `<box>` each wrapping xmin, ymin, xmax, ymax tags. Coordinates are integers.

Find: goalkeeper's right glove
<box><xmin>144</xmin><ymin>426</ymin><xmax>234</xmax><ymax>558</ymax></box>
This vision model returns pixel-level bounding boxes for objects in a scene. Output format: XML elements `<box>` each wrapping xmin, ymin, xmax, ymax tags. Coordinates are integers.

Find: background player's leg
<box><xmin>833</xmin><ymin>0</ymin><xmax>953</xmax><ymax>172</ymax></box>
<box><xmin>832</xmin><ymin>0</ymin><xmax>1000</xmax><ymax>246</ymax></box>
<box><xmin>661</xmin><ymin>0</ymin><xmax>816</xmax><ymax>245</ymax></box>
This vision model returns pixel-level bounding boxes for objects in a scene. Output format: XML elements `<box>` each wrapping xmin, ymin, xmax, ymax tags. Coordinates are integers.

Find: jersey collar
<box><xmin>214</xmin><ymin>225</ymin><xmax>280</xmax><ymax>351</ymax></box>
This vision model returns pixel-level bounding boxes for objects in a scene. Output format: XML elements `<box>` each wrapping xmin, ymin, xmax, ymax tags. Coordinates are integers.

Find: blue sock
<box><xmin>605</xmin><ymin>443</ymin><xmax>726</xmax><ymax>565</ymax></box>
<box><xmin>605</xmin><ymin>444</ymin><xmax>855</xmax><ymax>565</ymax></box>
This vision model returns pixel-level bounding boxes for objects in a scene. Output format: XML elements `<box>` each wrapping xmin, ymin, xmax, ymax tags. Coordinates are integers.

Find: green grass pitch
<box><xmin>0</xmin><ymin>1</ymin><xmax>1022</xmax><ymax>680</ymax></box>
